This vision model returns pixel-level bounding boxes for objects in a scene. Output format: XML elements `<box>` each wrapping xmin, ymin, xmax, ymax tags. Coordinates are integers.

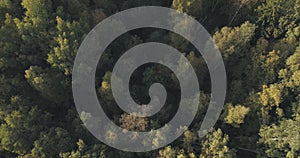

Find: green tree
<box><xmin>172</xmin><ymin>0</ymin><xmax>203</xmax><ymax>18</ymax></box>
<box><xmin>25</xmin><ymin>66</ymin><xmax>70</xmax><ymax>104</ymax></box>
<box><xmin>0</xmin><ymin>0</ymin><xmax>22</xmax><ymax>23</ymax></box>
<box><xmin>159</xmin><ymin>146</ymin><xmax>177</xmax><ymax>158</ymax></box>
<box><xmin>224</xmin><ymin>104</ymin><xmax>250</xmax><ymax>128</ymax></box>
<box><xmin>213</xmin><ymin>21</ymin><xmax>256</xmax><ymax>60</ymax></box>
<box><xmin>200</xmin><ymin>129</ymin><xmax>236</xmax><ymax>158</ymax></box>
<box><xmin>251</xmin><ymin>49</ymin><xmax>281</xmax><ymax>85</ymax></box>
<box><xmin>256</xmin><ymin>0</ymin><xmax>297</xmax><ymax>39</ymax></box>
<box><xmin>59</xmin><ymin>139</ymin><xmax>107</xmax><ymax>158</ymax></box>
<box><xmin>21</xmin><ymin>0</ymin><xmax>51</xmax><ymax>29</ymax></box>
<box><xmin>0</xmin><ymin>13</ymin><xmax>21</xmax><ymax>74</ymax></box>
<box><xmin>47</xmin><ymin>16</ymin><xmax>88</xmax><ymax>76</ymax></box>
<box><xmin>258</xmin><ymin>83</ymin><xmax>284</xmax><ymax>124</ymax></box>
<box><xmin>31</xmin><ymin>127</ymin><xmax>74</xmax><ymax>158</ymax></box>
<box><xmin>213</xmin><ymin>21</ymin><xmax>256</xmax><ymax>86</ymax></box>
<box><xmin>279</xmin><ymin>45</ymin><xmax>300</xmax><ymax>91</ymax></box>
<box><xmin>13</xmin><ymin>0</ymin><xmax>53</xmax><ymax>67</ymax></box>
<box><xmin>0</xmin><ymin>99</ymin><xmax>51</xmax><ymax>155</ymax></box>
<box><xmin>259</xmin><ymin>118</ymin><xmax>300</xmax><ymax>157</ymax></box>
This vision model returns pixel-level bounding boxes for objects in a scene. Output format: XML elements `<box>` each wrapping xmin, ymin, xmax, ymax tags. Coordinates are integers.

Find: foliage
<box><xmin>259</xmin><ymin>119</ymin><xmax>300</xmax><ymax>157</ymax></box>
<box><xmin>213</xmin><ymin>21</ymin><xmax>256</xmax><ymax>60</ymax></box>
<box><xmin>200</xmin><ymin>129</ymin><xmax>236</xmax><ymax>158</ymax></box>
<box><xmin>0</xmin><ymin>0</ymin><xmax>299</xmax><ymax>157</ymax></box>
<box><xmin>256</xmin><ymin>0</ymin><xmax>298</xmax><ymax>39</ymax></box>
<box><xmin>224</xmin><ymin>104</ymin><xmax>250</xmax><ymax>128</ymax></box>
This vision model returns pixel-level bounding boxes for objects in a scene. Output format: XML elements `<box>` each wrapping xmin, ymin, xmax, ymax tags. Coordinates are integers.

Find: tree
<box><xmin>251</xmin><ymin>49</ymin><xmax>281</xmax><ymax>85</ymax></box>
<box><xmin>0</xmin><ymin>0</ymin><xmax>22</xmax><ymax>23</ymax></box>
<box><xmin>0</xmin><ymin>0</ymin><xmax>300</xmax><ymax>157</ymax></box>
<box><xmin>172</xmin><ymin>0</ymin><xmax>203</xmax><ymax>19</ymax></box>
<box><xmin>31</xmin><ymin>127</ymin><xmax>74</xmax><ymax>158</ymax></box>
<box><xmin>258</xmin><ymin>83</ymin><xmax>284</xmax><ymax>124</ymax></box>
<box><xmin>21</xmin><ymin>0</ymin><xmax>51</xmax><ymax>27</ymax></box>
<box><xmin>47</xmin><ymin>16</ymin><xmax>88</xmax><ymax>76</ymax></box>
<box><xmin>279</xmin><ymin>45</ymin><xmax>300</xmax><ymax>91</ymax></box>
<box><xmin>13</xmin><ymin>0</ymin><xmax>53</xmax><ymax>67</ymax></box>
<box><xmin>25</xmin><ymin>66</ymin><xmax>71</xmax><ymax>104</ymax></box>
<box><xmin>224</xmin><ymin>104</ymin><xmax>250</xmax><ymax>128</ymax></box>
<box><xmin>182</xmin><ymin>130</ymin><xmax>197</xmax><ymax>154</ymax></box>
<box><xmin>159</xmin><ymin>146</ymin><xmax>177</xmax><ymax>158</ymax></box>
<box><xmin>59</xmin><ymin>139</ymin><xmax>107</xmax><ymax>158</ymax></box>
<box><xmin>213</xmin><ymin>21</ymin><xmax>256</xmax><ymax>60</ymax></box>
<box><xmin>0</xmin><ymin>13</ymin><xmax>22</xmax><ymax>75</ymax></box>
<box><xmin>213</xmin><ymin>21</ymin><xmax>256</xmax><ymax>85</ymax></box>
<box><xmin>256</xmin><ymin>0</ymin><xmax>296</xmax><ymax>39</ymax></box>
<box><xmin>200</xmin><ymin>129</ymin><xmax>236</xmax><ymax>158</ymax></box>
<box><xmin>259</xmin><ymin>119</ymin><xmax>300</xmax><ymax>157</ymax></box>
<box><xmin>119</xmin><ymin>113</ymin><xmax>148</xmax><ymax>131</ymax></box>
<box><xmin>0</xmin><ymin>100</ymin><xmax>51</xmax><ymax>155</ymax></box>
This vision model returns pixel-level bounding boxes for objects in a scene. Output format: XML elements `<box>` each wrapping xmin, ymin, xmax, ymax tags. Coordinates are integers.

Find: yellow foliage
<box><xmin>101</xmin><ymin>81</ymin><xmax>110</xmax><ymax>90</ymax></box>
<box><xmin>225</xmin><ymin>104</ymin><xmax>250</xmax><ymax>128</ymax></box>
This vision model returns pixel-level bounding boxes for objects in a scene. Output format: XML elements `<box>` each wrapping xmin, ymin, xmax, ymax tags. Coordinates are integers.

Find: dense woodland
<box><xmin>0</xmin><ymin>0</ymin><xmax>299</xmax><ymax>157</ymax></box>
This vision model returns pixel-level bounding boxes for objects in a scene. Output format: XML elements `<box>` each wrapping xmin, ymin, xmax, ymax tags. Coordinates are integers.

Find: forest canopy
<box><xmin>0</xmin><ymin>0</ymin><xmax>299</xmax><ymax>157</ymax></box>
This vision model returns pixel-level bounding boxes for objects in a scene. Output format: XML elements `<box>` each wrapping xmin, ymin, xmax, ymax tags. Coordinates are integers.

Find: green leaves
<box><xmin>59</xmin><ymin>139</ymin><xmax>107</xmax><ymax>158</ymax></box>
<box><xmin>224</xmin><ymin>104</ymin><xmax>250</xmax><ymax>128</ymax></box>
<box><xmin>259</xmin><ymin>119</ymin><xmax>300</xmax><ymax>157</ymax></box>
<box><xmin>280</xmin><ymin>45</ymin><xmax>300</xmax><ymax>90</ymax></box>
<box><xmin>25</xmin><ymin>66</ymin><xmax>70</xmax><ymax>103</ymax></box>
<box><xmin>200</xmin><ymin>129</ymin><xmax>236</xmax><ymax>158</ymax></box>
<box><xmin>256</xmin><ymin>0</ymin><xmax>297</xmax><ymax>39</ymax></box>
<box><xmin>213</xmin><ymin>21</ymin><xmax>256</xmax><ymax>60</ymax></box>
<box><xmin>0</xmin><ymin>104</ymin><xmax>51</xmax><ymax>155</ymax></box>
<box><xmin>31</xmin><ymin>127</ymin><xmax>74</xmax><ymax>158</ymax></box>
<box><xmin>0</xmin><ymin>0</ymin><xmax>299</xmax><ymax>157</ymax></box>
<box><xmin>47</xmin><ymin>16</ymin><xmax>87</xmax><ymax>75</ymax></box>
<box><xmin>172</xmin><ymin>0</ymin><xmax>203</xmax><ymax>18</ymax></box>
<box><xmin>259</xmin><ymin>84</ymin><xmax>283</xmax><ymax>108</ymax></box>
